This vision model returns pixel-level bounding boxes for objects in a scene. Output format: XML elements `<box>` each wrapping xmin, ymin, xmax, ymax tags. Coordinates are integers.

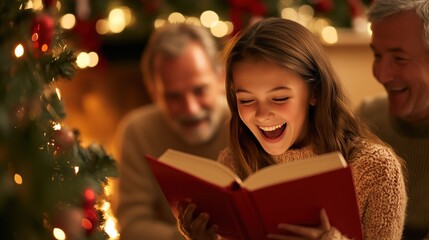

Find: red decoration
<box><xmin>140</xmin><ymin>0</ymin><xmax>161</xmax><ymax>14</ymax></box>
<box><xmin>347</xmin><ymin>0</ymin><xmax>364</xmax><ymax>18</ymax></box>
<box><xmin>31</xmin><ymin>14</ymin><xmax>54</xmax><ymax>57</ymax></box>
<box><xmin>83</xmin><ymin>188</ymin><xmax>96</xmax><ymax>205</ymax></box>
<box><xmin>228</xmin><ymin>0</ymin><xmax>267</xmax><ymax>35</ymax></box>
<box><xmin>53</xmin><ymin>128</ymin><xmax>75</xmax><ymax>151</ymax></box>
<box><xmin>313</xmin><ymin>0</ymin><xmax>334</xmax><ymax>13</ymax></box>
<box><xmin>82</xmin><ymin>188</ymin><xmax>98</xmax><ymax>235</ymax></box>
<box><xmin>42</xmin><ymin>0</ymin><xmax>57</xmax><ymax>8</ymax></box>
<box><xmin>72</xmin><ymin>19</ymin><xmax>102</xmax><ymax>52</ymax></box>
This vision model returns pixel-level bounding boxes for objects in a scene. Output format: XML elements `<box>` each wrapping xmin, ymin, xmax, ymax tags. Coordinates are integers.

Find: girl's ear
<box><xmin>309</xmin><ymin>84</ymin><xmax>318</xmax><ymax>106</ymax></box>
<box><xmin>310</xmin><ymin>95</ymin><xmax>317</xmax><ymax>106</ymax></box>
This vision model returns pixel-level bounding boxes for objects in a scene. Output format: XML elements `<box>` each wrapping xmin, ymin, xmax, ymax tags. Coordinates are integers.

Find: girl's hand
<box><xmin>267</xmin><ymin>209</ymin><xmax>331</xmax><ymax>240</ymax></box>
<box><xmin>177</xmin><ymin>201</ymin><xmax>218</xmax><ymax>240</ymax></box>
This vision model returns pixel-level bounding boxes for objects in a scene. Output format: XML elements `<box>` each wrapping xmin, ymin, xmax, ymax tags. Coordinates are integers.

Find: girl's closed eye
<box><xmin>238</xmin><ymin>99</ymin><xmax>255</xmax><ymax>105</ymax></box>
<box><xmin>272</xmin><ymin>97</ymin><xmax>289</xmax><ymax>103</ymax></box>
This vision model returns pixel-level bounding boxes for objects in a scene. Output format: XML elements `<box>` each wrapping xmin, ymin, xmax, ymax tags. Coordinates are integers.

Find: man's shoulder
<box><xmin>356</xmin><ymin>94</ymin><xmax>395</xmax><ymax>136</ymax></box>
<box><xmin>118</xmin><ymin>104</ymin><xmax>166</xmax><ymax>134</ymax></box>
<box><xmin>122</xmin><ymin>104</ymin><xmax>162</xmax><ymax>123</ymax></box>
<box><xmin>358</xmin><ymin>93</ymin><xmax>388</xmax><ymax>113</ymax></box>
<box><xmin>357</xmin><ymin>93</ymin><xmax>389</xmax><ymax>120</ymax></box>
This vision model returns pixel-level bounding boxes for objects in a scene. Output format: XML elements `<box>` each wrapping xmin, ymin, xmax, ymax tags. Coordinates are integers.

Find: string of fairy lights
<box><xmin>23</xmin><ymin>0</ymin><xmax>372</xmax><ymax>70</ymax></box>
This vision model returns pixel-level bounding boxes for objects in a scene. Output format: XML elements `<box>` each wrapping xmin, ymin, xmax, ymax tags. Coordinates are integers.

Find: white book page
<box><xmin>243</xmin><ymin>152</ymin><xmax>347</xmax><ymax>191</ymax></box>
<box><xmin>158</xmin><ymin>149</ymin><xmax>243</xmax><ymax>188</ymax></box>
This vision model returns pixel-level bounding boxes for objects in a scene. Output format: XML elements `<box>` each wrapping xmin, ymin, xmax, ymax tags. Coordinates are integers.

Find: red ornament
<box><xmin>31</xmin><ymin>14</ymin><xmax>54</xmax><ymax>57</ymax></box>
<box><xmin>228</xmin><ymin>0</ymin><xmax>267</xmax><ymax>35</ymax></box>
<box><xmin>140</xmin><ymin>0</ymin><xmax>161</xmax><ymax>13</ymax></box>
<box><xmin>82</xmin><ymin>188</ymin><xmax>99</xmax><ymax>235</ymax></box>
<box><xmin>313</xmin><ymin>0</ymin><xmax>334</xmax><ymax>13</ymax></box>
<box><xmin>72</xmin><ymin>19</ymin><xmax>103</xmax><ymax>53</ymax></box>
<box><xmin>83</xmin><ymin>188</ymin><xmax>96</xmax><ymax>207</ymax></box>
<box><xmin>42</xmin><ymin>0</ymin><xmax>57</xmax><ymax>8</ymax></box>
<box><xmin>347</xmin><ymin>0</ymin><xmax>364</xmax><ymax>18</ymax></box>
<box><xmin>53</xmin><ymin>128</ymin><xmax>75</xmax><ymax>151</ymax></box>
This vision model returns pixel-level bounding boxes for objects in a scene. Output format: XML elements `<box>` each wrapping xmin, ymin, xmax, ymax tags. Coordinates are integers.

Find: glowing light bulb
<box><xmin>53</xmin><ymin>228</ymin><xmax>66</xmax><ymax>240</ymax></box>
<box><xmin>96</xmin><ymin>19</ymin><xmax>110</xmax><ymax>35</ymax></box>
<box><xmin>76</xmin><ymin>52</ymin><xmax>90</xmax><ymax>69</ymax></box>
<box><xmin>88</xmin><ymin>52</ymin><xmax>99</xmax><ymax>68</ymax></box>
<box><xmin>108</xmin><ymin>8</ymin><xmax>126</xmax><ymax>33</ymax></box>
<box><xmin>15</xmin><ymin>44</ymin><xmax>24</xmax><ymax>58</ymax></box>
<box><xmin>200</xmin><ymin>10</ymin><xmax>219</xmax><ymax>28</ymax></box>
<box><xmin>211</xmin><ymin>21</ymin><xmax>228</xmax><ymax>38</ymax></box>
<box><xmin>14</xmin><ymin>174</ymin><xmax>23</xmax><ymax>185</ymax></box>
<box><xmin>321</xmin><ymin>26</ymin><xmax>338</xmax><ymax>44</ymax></box>
<box><xmin>60</xmin><ymin>14</ymin><xmax>76</xmax><ymax>30</ymax></box>
<box><xmin>168</xmin><ymin>12</ymin><xmax>185</xmax><ymax>24</ymax></box>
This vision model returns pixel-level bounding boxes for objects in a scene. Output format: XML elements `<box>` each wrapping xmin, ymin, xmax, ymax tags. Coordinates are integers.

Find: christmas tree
<box><xmin>0</xmin><ymin>1</ymin><xmax>118</xmax><ymax>239</ymax></box>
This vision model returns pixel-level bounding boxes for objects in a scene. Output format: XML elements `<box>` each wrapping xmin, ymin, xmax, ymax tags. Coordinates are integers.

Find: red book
<box><xmin>146</xmin><ymin>149</ymin><xmax>363</xmax><ymax>240</ymax></box>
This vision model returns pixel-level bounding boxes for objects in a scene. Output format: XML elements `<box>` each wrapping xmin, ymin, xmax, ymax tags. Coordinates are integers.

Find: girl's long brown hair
<box><xmin>223</xmin><ymin>18</ymin><xmax>386</xmax><ymax>178</ymax></box>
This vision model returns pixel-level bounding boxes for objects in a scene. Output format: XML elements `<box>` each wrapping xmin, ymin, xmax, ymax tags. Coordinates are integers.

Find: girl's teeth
<box><xmin>260</xmin><ymin>124</ymin><xmax>284</xmax><ymax>132</ymax></box>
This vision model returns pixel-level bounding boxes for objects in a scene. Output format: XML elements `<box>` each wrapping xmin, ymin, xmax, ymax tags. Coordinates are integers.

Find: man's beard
<box><xmin>170</xmin><ymin>107</ymin><xmax>223</xmax><ymax>145</ymax></box>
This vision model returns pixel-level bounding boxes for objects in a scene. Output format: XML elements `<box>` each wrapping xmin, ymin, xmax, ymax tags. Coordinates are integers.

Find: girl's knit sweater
<box><xmin>217</xmin><ymin>140</ymin><xmax>407</xmax><ymax>240</ymax></box>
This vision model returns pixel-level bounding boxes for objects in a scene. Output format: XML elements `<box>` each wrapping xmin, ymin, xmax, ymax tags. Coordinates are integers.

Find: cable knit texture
<box><xmin>217</xmin><ymin>139</ymin><xmax>407</xmax><ymax>240</ymax></box>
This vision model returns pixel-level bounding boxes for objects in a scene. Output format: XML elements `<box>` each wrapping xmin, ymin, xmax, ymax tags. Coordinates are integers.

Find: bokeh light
<box><xmin>53</xmin><ymin>228</ymin><xmax>66</xmax><ymax>240</ymax></box>
<box><xmin>14</xmin><ymin>174</ymin><xmax>23</xmax><ymax>185</ymax></box>
<box><xmin>60</xmin><ymin>14</ymin><xmax>76</xmax><ymax>30</ymax></box>
<box><xmin>14</xmin><ymin>44</ymin><xmax>24</xmax><ymax>58</ymax></box>
<box><xmin>321</xmin><ymin>26</ymin><xmax>338</xmax><ymax>44</ymax></box>
<box><xmin>210</xmin><ymin>21</ymin><xmax>228</xmax><ymax>38</ymax></box>
<box><xmin>200</xmin><ymin>10</ymin><xmax>219</xmax><ymax>28</ymax></box>
<box><xmin>168</xmin><ymin>12</ymin><xmax>185</xmax><ymax>24</ymax></box>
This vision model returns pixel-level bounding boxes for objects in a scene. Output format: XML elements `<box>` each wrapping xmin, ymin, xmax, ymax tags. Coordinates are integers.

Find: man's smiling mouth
<box><xmin>386</xmin><ymin>86</ymin><xmax>407</xmax><ymax>94</ymax></box>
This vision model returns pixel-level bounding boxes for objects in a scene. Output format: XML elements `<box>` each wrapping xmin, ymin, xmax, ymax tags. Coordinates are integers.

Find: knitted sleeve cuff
<box><xmin>320</xmin><ymin>227</ymin><xmax>352</xmax><ymax>240</ymax></box>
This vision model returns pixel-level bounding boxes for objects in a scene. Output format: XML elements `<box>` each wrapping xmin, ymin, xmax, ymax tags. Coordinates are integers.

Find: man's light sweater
<box><xmin>358</xmin><ymin>95</ymin><xmax>429</xmax><ymax>238</ymax></box>
<box><xmin>115</xmin><ymin>103</ymin><xmax>230</xmax><ymax>240</ymax></box>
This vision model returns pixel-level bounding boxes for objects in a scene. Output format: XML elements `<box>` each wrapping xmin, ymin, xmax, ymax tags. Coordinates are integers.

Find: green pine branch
<box><xmin>1</xmin><ymin>1</ymin><xmax>118</xmax><ymax>239</ymax></box>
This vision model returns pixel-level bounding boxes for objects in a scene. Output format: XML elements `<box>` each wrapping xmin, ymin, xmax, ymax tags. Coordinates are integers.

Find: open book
<box><xmin>146</xmin><ymin>149</ymin><xmax>362</xmax><ymax>240</ymax></box>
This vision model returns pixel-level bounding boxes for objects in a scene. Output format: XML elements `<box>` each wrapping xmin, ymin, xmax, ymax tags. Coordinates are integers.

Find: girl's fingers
<box><xmin>178</xmin><ymin>203</ymin><xmax>218</xmax><ymax>240</ymax></box>
<box><xmin>183</xmin><ymin>203</ymin><xmax>196</xmax><ymax>225</ymax></box>
<box><xmin>207</xmin><ymin>224</ymin><xmax>219</xmax><ymax>237</ymax></box>
<box><xmin>191</xmin><ymin>212</ymin><xmax>209</xmax><ymax>235</ymax></box>
<box><xmin>277</xmin><ymin>224</ymin><xmax>321</xmax><ymax>239</ymax></box>
<box><xmin>268</xmin><ymin>209</ymin><xmax>331</xmax><ymax>240</ymax></box>
<box><xmin>267</xmin><ymin>233</ymin><xmax>306</xmax><ymax>240</ymax></box>
<box><xmin>320</xmin><ymin>209</ymin><xmax>331</xmax><ymax>230</ymax></box>
<box><xmin>191</xmin><ymin>213</ymin><xmax>218</xmax><ymax>240</ymax></box>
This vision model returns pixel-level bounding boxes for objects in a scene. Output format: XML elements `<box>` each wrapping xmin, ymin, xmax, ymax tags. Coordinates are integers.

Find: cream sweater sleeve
<box><xmin>115</xmin><ymin>121</ymin><xmax>185</xmax><ymax>240</ymax></box>
<box><xmin>349</xmin><ymin>142</ymin><xmax>407</xmax><ymax>240</ymax></box>
<box><xmin>321</xmin><ymin>142</ymin><xmax>407</xmax><ymax>240</ymax></box>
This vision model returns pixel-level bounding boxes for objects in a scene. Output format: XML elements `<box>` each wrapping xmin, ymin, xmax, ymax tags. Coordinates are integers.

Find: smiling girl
<box><xmin>178</xmin><ymin>18</ymin><xmax>406</xmax><ymax>240</ymax></box>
